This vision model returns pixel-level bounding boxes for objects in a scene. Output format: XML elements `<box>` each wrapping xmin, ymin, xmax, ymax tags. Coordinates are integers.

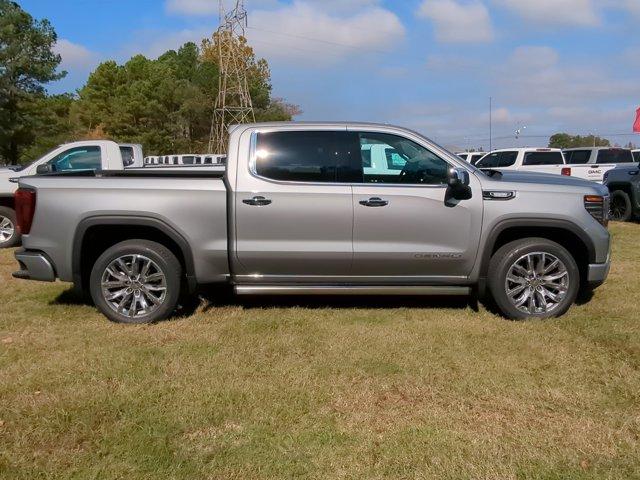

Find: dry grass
<box><xmin>1</xmin><ymin>223</ymin><xmax>639</xmax><ymax>479</ymax></box>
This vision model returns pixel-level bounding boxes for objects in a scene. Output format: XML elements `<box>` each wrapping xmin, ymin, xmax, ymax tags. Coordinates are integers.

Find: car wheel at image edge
<box><xmin>0</xmin><ymin>207</ymin><xmax>20</xmax><ymax>248</ymax></box>
<box><xmin>609</xmin><ymin>190</ymin><xmax>632</xmax><ymax>222</ymax></box>
<box><xmin>89</xmin><ymin>239</ymin><xmax>182</xmax><ymax>324</ymax></box>
<box><xmin>488</xmin><ymin>238</ymin><xmax>580</xmax><ymax>320</ymax></box>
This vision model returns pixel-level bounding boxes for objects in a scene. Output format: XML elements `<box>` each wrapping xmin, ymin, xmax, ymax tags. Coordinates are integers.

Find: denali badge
<box><xmin>414</xmin><ymin>253</ymin><xmax>463</xmax><ymax>259</ymax></box>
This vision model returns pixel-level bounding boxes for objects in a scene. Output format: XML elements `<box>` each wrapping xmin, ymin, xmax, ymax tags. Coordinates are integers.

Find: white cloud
<box><xmin>492</xmin><ymin>0</ymin><xmax>599</xmax><ymax>26</ymax></box>
<box><xmin>166</xmin><ymin>0</ymin><xmax>217</xmax><ymax>16</ymax></box>
<box><xmin>494</xmin><ymin>46</ymin><xmax>637</xmax><ymax>113</ymax></box>
<box><xmin>247</xmin><ymin>2</ymin><xmax>405</xmax><ymax>64</ymax></box>
<box><xmin>54</xmin><ymin>39</ymin><xmax>97</xmax><ymax>70</ymax></box>
<box><xmin>417</xmin><ymin>0</ymin><xmax>494</xmax><ymax>43</ymax></box>
<box><xmin>122</xmin><ymin>28</ymin><xmax>210</xmax><ymax>59</ymax></box>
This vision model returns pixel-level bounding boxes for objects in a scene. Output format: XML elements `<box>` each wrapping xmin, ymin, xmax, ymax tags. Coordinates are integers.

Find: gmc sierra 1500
<box><xmin>12</xmin><ymin>122</ymin><xmax>611</xmax><ymax>323</ymax></box>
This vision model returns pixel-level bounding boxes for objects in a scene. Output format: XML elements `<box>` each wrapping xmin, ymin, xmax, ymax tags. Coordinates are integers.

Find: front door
<box><xmin>234</xmin><ymin>129</ymin><xmax>359</xmax><ymax>280</ymax></box>
<box><xmin>350</xmin><ymin>130</ymin><xmax>483</xmax><ymax>281</ymax></box>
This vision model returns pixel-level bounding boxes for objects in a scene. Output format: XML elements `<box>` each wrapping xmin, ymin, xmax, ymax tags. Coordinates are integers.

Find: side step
<box><xmin>234</xmin><ymin>285</ymin><xmax>471</xmax><ymax>296</ymax></box>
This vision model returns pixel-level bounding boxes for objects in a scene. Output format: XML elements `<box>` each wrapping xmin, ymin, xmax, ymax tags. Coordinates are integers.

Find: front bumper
<box><xmin>13</xmin><ymin>249</ymin><xmax>56</xmax><ymax>282</ymax></box>
<box><xmin>587</xmin><ymin>261</ymin><xmax>610</xmax><ymax>288</ymax></box>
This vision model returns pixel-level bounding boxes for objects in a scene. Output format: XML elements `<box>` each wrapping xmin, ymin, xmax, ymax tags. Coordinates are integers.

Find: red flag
<box><xmin>634</xmin><ymin>107</ymin><xmax>640</xmax><ymax>133</ymax></box>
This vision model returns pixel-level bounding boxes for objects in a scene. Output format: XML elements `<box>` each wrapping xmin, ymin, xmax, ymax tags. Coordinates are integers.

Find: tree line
<box><xmin>0</xmin><ymin>0</ymin><xmax>299</xmax><ymax>165</ymax></box>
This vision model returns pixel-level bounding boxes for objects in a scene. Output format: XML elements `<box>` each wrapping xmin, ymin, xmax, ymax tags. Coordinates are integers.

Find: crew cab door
<box><xmin>349</xmin><ymin>129</ymin><xmax>483</xmax><ymax>279</ymax></box>
<box><xmin>233</xmin><ymin>129</ymin><xmax>358</xmax><ymax>280</ymax></box>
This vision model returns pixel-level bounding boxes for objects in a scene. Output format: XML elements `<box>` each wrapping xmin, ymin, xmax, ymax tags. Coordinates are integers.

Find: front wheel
<box><xmin>609</xmin><ymin>190</ymin><xmax>632</xmax><ymax>222</ymax></box>
<box><xmin>488</xmin><ymin>238</ymin><xmax>580</xmax><ymax>320</ymax></box>
<box><xmin>89</xmin><ymin>240</ymin><xmax>182</xmax><ymax>324</ymax></box>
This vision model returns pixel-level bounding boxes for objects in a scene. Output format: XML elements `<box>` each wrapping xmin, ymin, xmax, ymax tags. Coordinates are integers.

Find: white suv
<box><xmin>475</xmin><ymin>148</ymin><xmax>568</xmax><ymax>176</ymax></box>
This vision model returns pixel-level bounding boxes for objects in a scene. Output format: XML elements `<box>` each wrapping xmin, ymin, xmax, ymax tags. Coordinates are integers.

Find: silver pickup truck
<box><xmin>12</xmin><ymin>122</ymin><xmax>611</xmax><ymax>323</ymax></box>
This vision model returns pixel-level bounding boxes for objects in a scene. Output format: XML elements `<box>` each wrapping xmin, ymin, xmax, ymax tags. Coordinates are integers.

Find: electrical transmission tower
<box><xmin>208</xmin><ymin>0</ymin><xmax>255</xmax><ymax>154</ymax></box>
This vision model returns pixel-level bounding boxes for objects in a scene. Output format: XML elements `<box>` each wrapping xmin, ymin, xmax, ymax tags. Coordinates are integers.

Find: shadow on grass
<box><xmin>50</xmin><ymin>288</ymin><xmax>92</xmax><ymax>307</ymax></box>
<box><xmin>177</xmin><ymin>285</ymin><xmax>480</xmax><ymax>318</ymax></box>
<box><xmin>49</xmin><ymin>284</ymin><xmax>481</xmax><ymax>322</ymax></box>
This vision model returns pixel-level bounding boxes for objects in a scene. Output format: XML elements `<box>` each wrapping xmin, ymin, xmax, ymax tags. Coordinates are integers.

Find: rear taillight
<box><xmin>561</xmin><ymin>167</ymin><xmax>572</xmax><ymax>176</ymax></box>
<box><xmin>15</xmin><ymin>189</ymin><xmax>36</xmax><ymax>235</ymax></box>
<box><xmin>584</xmin><ymin>195</ymin><xmax>608</xmax><ymax>227</ymax></box>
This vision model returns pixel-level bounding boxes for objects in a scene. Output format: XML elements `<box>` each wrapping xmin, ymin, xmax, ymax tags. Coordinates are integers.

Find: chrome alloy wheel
<box><xmin>0</xmin><ymin>215</ymin><xmax>15</xmax><ymax>243</ymax></box>
<box><xmin>101</xmin><ymin>254</ymin><xmax>167</xmax><ymax>319</ymax></box>
<box><xmin>504</xmin><ymin>252</ymin><xmax>569</xmax><ymax>315</ymax></box>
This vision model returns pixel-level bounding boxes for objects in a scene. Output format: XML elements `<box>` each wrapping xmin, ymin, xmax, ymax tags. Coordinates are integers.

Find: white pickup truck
<box><xmin>563</xmin><ymin>147</ymin><xmax>636</xmax><ymax>183</ymax></box>
<box><xmin>0</xmin><ymin>140</ymin><xmax>143</xmax><ymax>248</ymax></box>
<box><xmin>475</xmin><ymin>148</ymin><xmax>570</xmax><ymax>176</ymax></box>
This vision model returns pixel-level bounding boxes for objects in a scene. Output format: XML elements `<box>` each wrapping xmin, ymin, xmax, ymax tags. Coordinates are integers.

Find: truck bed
<box><xmin>17</xmin><ymin>172</ymin><xmax>229</xmax><ymax>284</ymax></box>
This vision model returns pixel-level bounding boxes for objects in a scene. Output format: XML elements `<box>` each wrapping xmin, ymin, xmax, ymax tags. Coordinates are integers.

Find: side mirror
<box><xmin>36</xmin><ymin>164</ymin><xmax>53</xmax><ymax>175</ymax></box>
<box><xmin>447</xmin><ymin>167</ymin><xmax>472</xmax><ymax>200</ymax></box>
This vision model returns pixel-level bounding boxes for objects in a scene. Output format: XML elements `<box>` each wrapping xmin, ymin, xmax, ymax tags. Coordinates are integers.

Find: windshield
<box><xmin>596</xmin><ymin>149</ymin><xmax>634</xmax><ymax>164</ymax></box>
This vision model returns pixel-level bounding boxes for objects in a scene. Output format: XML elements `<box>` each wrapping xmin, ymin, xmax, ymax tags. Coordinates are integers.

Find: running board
<box><xmin>234</xmin><ymin>285</ymin><xmax>471</xmax><ymax>296</ymax></box>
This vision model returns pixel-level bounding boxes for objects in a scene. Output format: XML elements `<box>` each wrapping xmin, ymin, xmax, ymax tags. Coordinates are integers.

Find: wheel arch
<box><xmin>478</xmin><ymin>219</ymin><xmax>595</xmax><ymax>296</ymax></box>
<box><xmin>0</xmin><ymin>195</ymin><xmax>15</xmax><ymax>210</ymax></box>
<box><xmin>72</xmin><ymin>216</ymin><xmax>196</xmax><ymax>293</ymax></box>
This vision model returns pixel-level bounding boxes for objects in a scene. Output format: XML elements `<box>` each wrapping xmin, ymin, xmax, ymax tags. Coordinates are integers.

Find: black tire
<box><xmin>0</xmin><ymin>207</ymin><xmax>20</xmax><ymax>248</ymax></box>
<box><xmin>488</xmin><ymin>238</ymin><xmax>580</xmax><ymax>320</ymax></box>
<box><xmin>609</xmin><ymin>190</ymin><xmax>632</xmax><ymax>222</ymax></box>
<box><xmin>89</xmin><ymin>240</ymin><xmax>182</xmax><ymax>324</ymax></box>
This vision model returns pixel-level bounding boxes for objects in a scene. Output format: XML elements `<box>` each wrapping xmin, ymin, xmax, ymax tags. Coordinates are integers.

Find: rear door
<box><xmin>234</xmin><ymin>129</ymin><xmax>358</xmax><ymax>280</ymax></box>
<box><xmin>350</xmin><ymin>130</ymin><xmax>483</xmax><ymax>280</ymax></box>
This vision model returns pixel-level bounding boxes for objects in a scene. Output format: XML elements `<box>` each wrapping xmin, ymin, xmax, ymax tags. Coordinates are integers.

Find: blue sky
<box><xmin>20</xmin><ymin>0</ymin><xmax>640</xmax><ymax>150</ymax></box>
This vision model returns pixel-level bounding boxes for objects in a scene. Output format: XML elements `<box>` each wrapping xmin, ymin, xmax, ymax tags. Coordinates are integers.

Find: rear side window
<box><xmin>565</xmin><ymin>150</ymin><xmax>591</xmax><ymax>164</ymax></box>
<box><xmin>477</xmin><ymin>151</ymin><xmax>517</xmax><ymax>168</ymax></box>
<box><xmin>254</xmin><ymin>131</ymin><xmax>360</xmax><ymax>183</ymax></box>
<box><xmin>633</xmin><ymin>151</ymin><xmax>640</xmax><ymax>162</ymax></box>
<box><xmin>119</xmin><ymin>146</ymin><xmax>134</xmax><ymax>167</ymax></box>
<box><xmin>596</xmin><ymin>149</ymin><xmax>633</xmax><ymax>164</ymax></box>
<box><xmin>523</xmin><ymin>151</ymin><xmax>564</xmax><ymax>166</ymax></box>
<box><xmin>470</xmin><ymin>153</ymin><xmax>485</xmax><ymax>165</ymax></box>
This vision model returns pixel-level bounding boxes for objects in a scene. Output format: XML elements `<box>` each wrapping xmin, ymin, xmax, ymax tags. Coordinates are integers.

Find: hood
<box><xmin>480</xmin><ymin>169</ymin><xmax>608</xmax><ymax>194</ymax></box>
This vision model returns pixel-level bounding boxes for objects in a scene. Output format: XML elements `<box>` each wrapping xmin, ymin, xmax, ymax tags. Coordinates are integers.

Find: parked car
<box><xmin>12</xmin><ymin>122</ymin><xmax>610</xmax><ymax>323</ymax></box>
<box><xmin>456</xmin><ymin>152</ymin><xmax>487</xmax><ymax>165</ymax></box>
<box><xmin>603</xmin><ymin>163</ymin><xmax>640</xmax><ymax>221</ymax></box>
<box><xmin>632</xmin><ymin>149</ymin><xmax>640</xmax><ymax>162</ymax></box>
<box><xmin>0</xmin><ymin>140</ymin><xmax>143</xmax><ymax>248</ymax></box>
<box><xmin>563</xmin><ymin>147</ymin><xmax>635</xmax><ymax>183</ymax></box>
<box><xmin>475</xmin><ymin>148</ymin><xmax>569</xmax><ymax>176</ymax></box>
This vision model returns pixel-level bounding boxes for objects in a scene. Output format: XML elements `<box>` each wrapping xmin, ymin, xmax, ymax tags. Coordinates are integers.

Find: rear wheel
<box><xmin>89</xmin><ymin>240</ymin><xmax>181</xmax><ymax>324</ymax></box>
<box><xmin>0</xmin><ymin>207</ymin><xmax>20</xmax><ymax>248</ymax></box>
<box><xmin>609</xmin><ymin>190</ymin><xmax>632</xmax><ymax>222</ymax></box>
<box><xmin>488</xmin><ymin>238</ymin><xmax>579</xmax><ymax>320</ymax></box>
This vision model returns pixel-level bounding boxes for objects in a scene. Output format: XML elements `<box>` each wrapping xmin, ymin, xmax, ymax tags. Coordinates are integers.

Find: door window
<box><xmin>523</xmin><ymin>151</ymin><xmax>564</xmax><ymax>165</ymax></box>
<box><xmin>564</xmin><ymin>150</ymin><xmax>591</xmax><ymax>164</ymax></box>
<box><xmin>476</xmin><ymin>151</ymin><xmax>517</xmax><ymax>168</ymax></box>
<box><xmin>358</xmin><ymin>132</ymin><xmax>449</xmax><ymax>185</ymax></box>
<box><xmin>254</xmin><ymin>131</ymin><xmax>360</xmax><ymax>183</ymax></box>
<box><xmin>46</xmin><ymin>146</ymin><xmax>101</xmax><ymax>172</ymax></box>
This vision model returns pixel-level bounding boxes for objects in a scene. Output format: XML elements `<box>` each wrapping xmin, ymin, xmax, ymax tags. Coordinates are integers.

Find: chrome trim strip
<box><xmin>235</xmin><ymin>285</ymin><xmax>471</xmax><ymax>296</ymax></box>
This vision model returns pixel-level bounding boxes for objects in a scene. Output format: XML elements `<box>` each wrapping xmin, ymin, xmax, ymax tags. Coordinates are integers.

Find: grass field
<box><xmin>1</xmin><ymin>223</ymin><xmax>639</xmax><ymax>479</ymax></box>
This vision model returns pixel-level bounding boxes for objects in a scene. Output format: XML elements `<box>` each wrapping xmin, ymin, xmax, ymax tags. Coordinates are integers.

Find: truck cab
<box><xmin>0</xmin><ymin>140</ymin><xmax>141</xmax><ymax>248</ymax></box>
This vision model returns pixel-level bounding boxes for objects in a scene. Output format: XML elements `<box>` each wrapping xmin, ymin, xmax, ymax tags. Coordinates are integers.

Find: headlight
<box><xmin>584</xmin><ymin>195</ymin><xmax>609</xmax><ymax>227</ymax></box>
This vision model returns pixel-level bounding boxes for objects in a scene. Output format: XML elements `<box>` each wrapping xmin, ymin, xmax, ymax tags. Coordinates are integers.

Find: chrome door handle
<box><xmin>359</xmin><ymin>197</ymin><xmax>389</xmax><ymax>207</ymax></box>
<box><xmin>243</xmin><ymin>195</ymin><xmax>272</xmax><ymax>206</ymax></box>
